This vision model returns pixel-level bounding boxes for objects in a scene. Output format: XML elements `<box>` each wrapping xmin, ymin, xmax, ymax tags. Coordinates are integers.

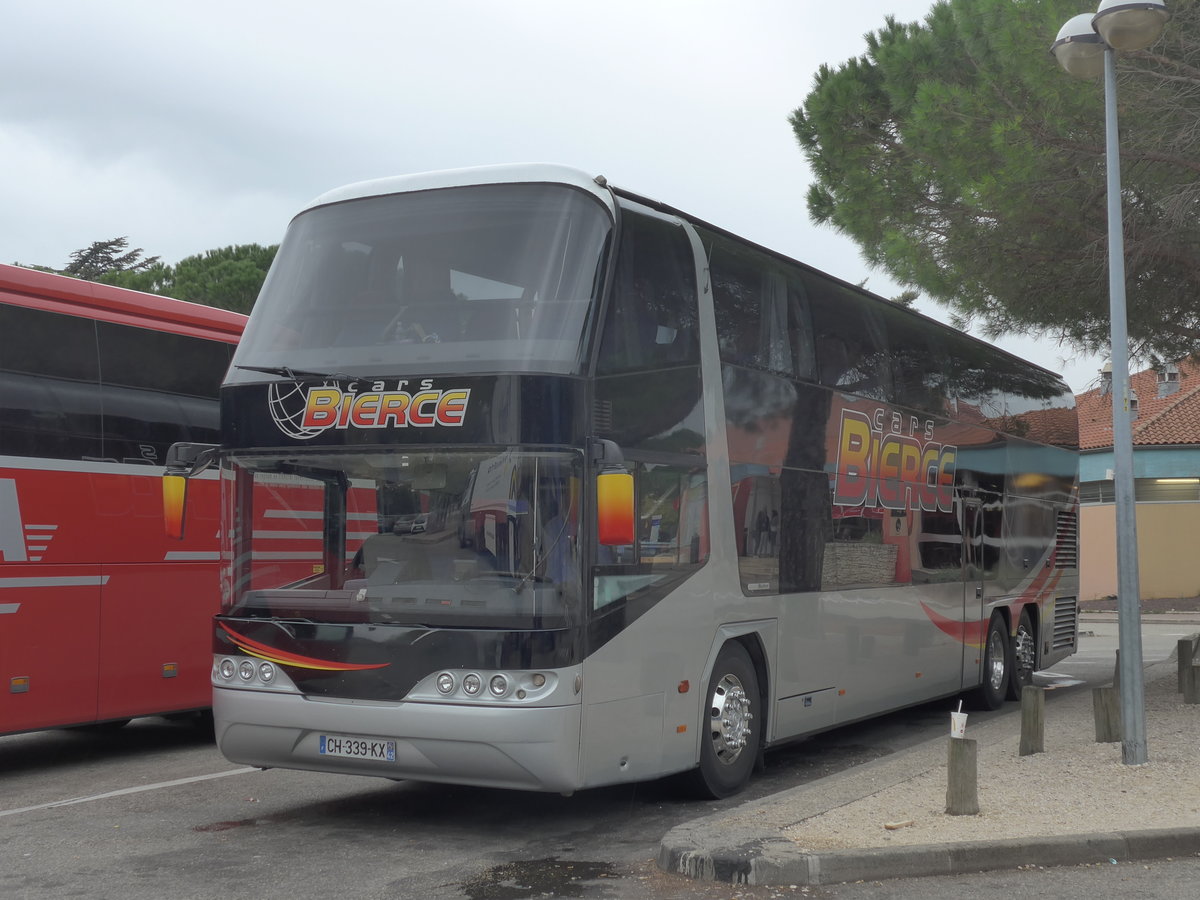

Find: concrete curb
<box><xmin>658</xmin><ymin>653</ymin><xmax>1197</xmax><ymax>887</ymax></box>
<box><xmin>659</xmin><ymin>827</ymin><xmax>1200</xmax><ymax>886</ymax></box>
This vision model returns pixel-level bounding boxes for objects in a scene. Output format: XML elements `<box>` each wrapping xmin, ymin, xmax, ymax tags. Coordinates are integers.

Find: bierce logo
<box><xmin>268</xmin><ymin>382</ymin><xmax>333</xmax><ymax>440</ymax></box>
<box><xmin>267</xmin><ymin>379</ymin><xmax>471</xmax><ymax>440</ymax></box>
<box><xmin>832</xmin><ymin>407</ymin><xmax>957</xmax><ymax>514</ymax></box>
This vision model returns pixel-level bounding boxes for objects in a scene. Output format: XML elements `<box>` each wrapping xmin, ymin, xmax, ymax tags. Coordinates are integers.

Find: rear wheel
<box><xmin>689</xmin><ymin>642</ymin><xmax>759</xmax><ymax>799</ymax></box>
<box><xmin>1006</xmin><ymin>608</ymin><xmax>1036</xmax><ymax>700</ymax></box>
<box><xmin>970</xmin><ymin>614</ymin><xmax>1009</xmax><ymax>710</ymax></box>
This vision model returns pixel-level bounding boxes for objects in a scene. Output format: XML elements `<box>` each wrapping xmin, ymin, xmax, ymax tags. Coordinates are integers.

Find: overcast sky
<box><xmin>0</xmin><ymin>0</ymin><xmax>1104</xmax><ymax>392</ymax></box>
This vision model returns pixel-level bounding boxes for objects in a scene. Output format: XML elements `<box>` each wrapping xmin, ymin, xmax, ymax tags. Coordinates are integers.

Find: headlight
<box><xmin>463</xmin><ymin>673</ymin><xmax>482</xmax><ymax>694</ymax></box>
<box><xmin>436</xmin><ymin>672</ymin><xmax>455</xmax><ymax>694</ymax></box>
<box><xmin>489</xmin><ymin>674</ymin><xmax>509</xmax><ymax>697</ymax></box>
<box><xmin>258</xmin><ymin>662</ymin><xmax>276</xmax><ymax>684</ymax></box>
<box><xmin>238</xmin><ymin>660</ymin><xmax>255</xmax><ymax>682</ymax></box>
<box><xmin>219</xmin><ymin>658</ymin><xmax>236</xmax><ymax>680</ymax></box>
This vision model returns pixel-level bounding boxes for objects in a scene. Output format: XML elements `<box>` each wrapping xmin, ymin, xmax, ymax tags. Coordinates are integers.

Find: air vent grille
<box><xmin>592</xmin><ymin>399</ymin><xmax>613</xmax><ymax>433</ymax></box>
<box><xmin>1053</xmin><ymin>596</ymin><xmax>1078</xmax><ymax>650</ymax></box>
<box><xmin>1054</xmin><ymin>510</ymin><xmax>1078</xmax><ymax>569</ymax></box>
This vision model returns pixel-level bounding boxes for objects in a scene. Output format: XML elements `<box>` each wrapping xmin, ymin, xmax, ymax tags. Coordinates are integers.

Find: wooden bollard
<box><xmin>946</xmin><ymin>737</ymin><xmax>979</xmax><ymax>816</ymax></box>
<box><xmin>1179</xmin><ymin>635</ymin><xmax>1199</xmax><ymax>693</ymax></box>
<box><xmin>1186</xmin><ymin>662</ymin><xmax>1200</xmax><ymax>705</ymax></box>
<box><xmin>1093</xmin><ymin>686</ymin><xmax>1121</xmax><ymax>742</ymax></box>
<box><xmin>1019</xmin><ymin>685</ymin><xmax>1045</xmax><ymax>756</ymax></box>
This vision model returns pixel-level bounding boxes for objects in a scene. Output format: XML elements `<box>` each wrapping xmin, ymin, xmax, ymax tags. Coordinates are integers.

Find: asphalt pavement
<box><xmin>658</xmin><ymin>610</ymin><xmax>1200</xmax><ymax>887</ymax></box>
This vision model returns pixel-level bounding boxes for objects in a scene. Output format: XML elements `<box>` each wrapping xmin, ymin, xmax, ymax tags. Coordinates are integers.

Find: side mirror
<box><xmin>162</xmin><ymin>442</ymin><xmax>219</xmax><ymax>540</ymax></box>
<box><xmin>163</xmin><ymin>473</ymin><xmax>190</xmax><ymax>540</ymax></box>
<box><xmin>592</xmin><ymin>439</ymin><xmax>634</xmax><ymax>547</ymax></box>
<box><xmin>597</xmin><ymin>470</ymin><xmax>635</xmax><ymax>546</ymax></box>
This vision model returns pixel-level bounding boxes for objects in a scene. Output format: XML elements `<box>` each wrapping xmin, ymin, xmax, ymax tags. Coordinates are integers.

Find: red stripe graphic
<box><xmin>218</xmin><ymin>622</ymin><xmax>389</xmax><ymax>671</ymax></box>
<box><xmin>920</xmin><ymin>602</ymin><xmax>988</xmax><ymax>648</ymax></box>
<box><xmin>920</xmin><ymin>556</ymin><xmax>1063</xmax><ymax>649</ymax></box>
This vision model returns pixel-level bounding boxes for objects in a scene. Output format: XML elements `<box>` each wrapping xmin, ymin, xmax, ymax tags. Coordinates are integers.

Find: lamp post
<box><xmin>1051</xmin><ymin>0</ymin><xmax>1169</xmax><ymax>766</ymax></box>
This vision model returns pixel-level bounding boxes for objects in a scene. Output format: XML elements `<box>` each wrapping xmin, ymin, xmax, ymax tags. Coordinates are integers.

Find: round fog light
<box><xmin>258</xmin><ymin>662</ymin><xmax>276</xmax><ymax>684</ymax></box>
<box><xmin>219</xmin><ymin>658</ymin><xmax>236</xmax><ymax>680</ymax></box>
<box><xmin>531</xmin><ymin>673</ymin><xmax>546</xmax><ymax>688</ymax></box>
<box><xmin>463</xmin><ymin>673</ymin><xmax>482</xmax><ymax>694</ymax></box>
<box><xmin>436</xmin><ymin>673</ymin><xmax>455</xmax><ymax>694</ymax></box>
<box><xmin>238</xmin><ymin>660</ymin><xmax>255</xmax><ymax>681</ymax></box>
<box><xmin>489</xmin><ymin>674</ymin><xmax>509</xmax><ymax>697</ymax></box>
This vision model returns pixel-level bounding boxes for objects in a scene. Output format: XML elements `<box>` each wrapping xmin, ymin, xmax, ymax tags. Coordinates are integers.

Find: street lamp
<box><xmin>1051</xmin><ymin>0</ymin><xmax>1169</xmax><ymax>766</ymax></box>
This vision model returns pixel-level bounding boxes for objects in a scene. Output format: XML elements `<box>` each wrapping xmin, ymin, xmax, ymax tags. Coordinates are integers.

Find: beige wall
<box><xmin>1081</xmin><ymin>503</ymin><xmax>1200</xmax><ymax>600</ymax></box>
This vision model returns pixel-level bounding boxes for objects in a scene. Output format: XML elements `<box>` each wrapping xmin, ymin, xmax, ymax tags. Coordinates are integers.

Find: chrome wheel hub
<box><xmin>1014</xmin><ymin>626</ymin><xmax>1035</xmax><ymax>674</ymax></box>
<box><xmin>987</xmin><ymin>629</ymin><xmax>1006</xmax><ymax>691</ymax></box>
<box><xmin>708</xmin><ymin>673</ymin><xmax>753</xmax><ymax>764</ymax></box>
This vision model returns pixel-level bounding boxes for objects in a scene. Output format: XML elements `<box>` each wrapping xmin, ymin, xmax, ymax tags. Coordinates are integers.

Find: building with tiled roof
<box><xmin>1075</xmin><ymin>358</ymin><xmax>1200</xmax><ymax>601</ymax></box>
<box><xmin>1077</xmin><ymin>357</ymin><xmax>1200</xmax><ymax>452</ymax></box>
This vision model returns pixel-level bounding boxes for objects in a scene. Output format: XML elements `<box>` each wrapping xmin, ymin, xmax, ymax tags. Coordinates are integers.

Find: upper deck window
<box><xmin>701</xmin><ymin>228</ymin><xmax>815</xmax><ymax>381</ymax></box>
<box><xmin>230</xmin><ymin>183</ymin><xmax>612</xmax><ymax>381</ymax></box>
<box><xmin>595</xmin><ymin>209</ymin><xmax>699</xmax><ymax>374</ymax></box>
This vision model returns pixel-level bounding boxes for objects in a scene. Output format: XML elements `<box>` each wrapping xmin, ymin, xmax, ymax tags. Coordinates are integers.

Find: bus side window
<box><xmin>877</xmin><ymin>303</ymin><xmax>949</xmax><ymax>413</ymax></box>
<box><xmin>639</xmin><ymin>463</ymin><xmax>708</xmax><ymax>568</ymax></box>
<box><xmin>596</xmin><ymin>209</ymin><xmax>698</xmax><ymax>375</ymax></box>
<box><xmin>703</xmin><ymin>229</ymin><xmax>815</xmax><ymax>380</ymax></box>
<box><xmin>592</xmin><ymin>462</ymin><xmax>708</xmax><ymax>609</ymax></box>
<box><xmin>0</xmin><ymin>305</ymin><xmax>104</xmax><ymax>461</ymax></box>
<box><xmin>806</xmin><ymin>275</ymin><xmax>891</xmax><ymax>401</ymax></box>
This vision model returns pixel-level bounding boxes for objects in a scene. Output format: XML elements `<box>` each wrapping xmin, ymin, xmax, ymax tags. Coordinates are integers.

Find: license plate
<box><xmin>318</xmin><ymin>734</ymin><xmax>396</xmax><ymax>762</ymax></box>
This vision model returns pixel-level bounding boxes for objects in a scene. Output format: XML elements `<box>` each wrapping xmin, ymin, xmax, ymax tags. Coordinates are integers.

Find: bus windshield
<box><xmin>228</xmin><ymin>183</ymin><xmax>612</xmax><ymax>380</ymax></box>
<box><xmin>224</xmin><ymin>447</ymin><xmax>584</xmax><ymax>630</ymax></box>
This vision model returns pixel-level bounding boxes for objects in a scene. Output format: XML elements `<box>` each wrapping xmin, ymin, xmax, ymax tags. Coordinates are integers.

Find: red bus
<box><xmin>0</xmin><ymin>263</ymin><xmax>245</xmax><ymax>734</ymax></box>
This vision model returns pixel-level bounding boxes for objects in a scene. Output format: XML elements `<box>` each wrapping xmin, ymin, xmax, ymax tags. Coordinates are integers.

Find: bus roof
<box><xmin>0</xmin><ymin>263</ymin><xmax>246</xmax><ymax>343</ymax></box>
<box><xmin>295</xmin><ymin>164</ymin><xmax>1064</xmax><ymax>389</ymax></box>
<box><xmin>300</xmin><ymin>163</ymin><xmax>618</xmax><ymax>219</ymax></box>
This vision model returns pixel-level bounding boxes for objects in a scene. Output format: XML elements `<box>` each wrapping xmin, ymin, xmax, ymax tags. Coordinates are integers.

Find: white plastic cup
<box><xmin>950</xmin><ymin>711</ymin><xmax>968</xmax><ymax>739</ymax></box>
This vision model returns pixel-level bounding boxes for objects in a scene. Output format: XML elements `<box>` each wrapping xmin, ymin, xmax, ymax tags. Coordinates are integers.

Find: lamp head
<box><xmin>1093</xmin><ymin>1</ymin><xmax>1170</xmax><ymax>52</ymax></box>
<box><xmin>1051</xmin><ymin>13</ymin><xmax>1105</xmax><ymax>78</ymax></box>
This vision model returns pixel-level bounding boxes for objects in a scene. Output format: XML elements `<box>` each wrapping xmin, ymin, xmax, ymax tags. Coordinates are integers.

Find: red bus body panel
<box><xmin>0</xmin><ymin>264</ymin><xmax>244</xmax><ymax>734</ymax></box>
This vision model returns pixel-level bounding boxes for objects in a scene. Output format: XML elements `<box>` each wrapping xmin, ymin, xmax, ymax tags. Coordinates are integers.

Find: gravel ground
<box><xmin>783</xmin><ymin>668</ymin><xmax>1200</xmax><ymax>851</ymax></box>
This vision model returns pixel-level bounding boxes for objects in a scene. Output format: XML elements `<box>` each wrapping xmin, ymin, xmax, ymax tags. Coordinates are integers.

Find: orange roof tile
<box><xmin>1076</xmin><ymin>357</ymin><xmax>1200</xmax><ymax>450</ymax></box>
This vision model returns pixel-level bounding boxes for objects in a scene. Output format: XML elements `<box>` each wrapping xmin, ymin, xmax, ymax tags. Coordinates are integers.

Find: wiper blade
<box><xmin>235</xmin><ymin>365</ymin><xmax>354</xmax><ymax>381</ymax></box>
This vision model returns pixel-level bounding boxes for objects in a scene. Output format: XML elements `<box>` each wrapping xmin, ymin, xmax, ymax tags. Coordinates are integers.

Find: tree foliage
<box><xmin>791</xmin><ymin>0</ymin><xmax>1200</xmax><ymax>361</ymax></box>
<box><xmin>99</xmin><ymin>243</ymin><xmax>277</xmax><ymax>314</ymax></box>
<box><xmin>63</xmin><ymin>237</ymin><xmax>160</xmax><ymax>280</ymax></box>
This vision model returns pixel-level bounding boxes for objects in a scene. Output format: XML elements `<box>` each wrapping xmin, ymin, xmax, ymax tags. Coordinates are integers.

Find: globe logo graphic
<box><xmin>268</xmin><ymin>382</ymin><xmax>330</xmax><ymax>440</ymax></box>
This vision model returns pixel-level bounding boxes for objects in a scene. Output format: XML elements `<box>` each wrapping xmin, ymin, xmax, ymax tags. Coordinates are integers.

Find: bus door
<box><xmin>961</xmin><ymin>496</ymin><xmax>986</xmax><ymax>687</ymax></box>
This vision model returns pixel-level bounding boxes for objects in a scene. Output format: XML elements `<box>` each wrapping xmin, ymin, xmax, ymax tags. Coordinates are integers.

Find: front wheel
<box><xmin>970</xmin><ymin>614</ymin><xmax>1010</xmax><ymax>710</ymax></box>
<box><xmin>688</xmin><ymin>641</ymin><xmax>759</xmax><ymax>799</ymax></box>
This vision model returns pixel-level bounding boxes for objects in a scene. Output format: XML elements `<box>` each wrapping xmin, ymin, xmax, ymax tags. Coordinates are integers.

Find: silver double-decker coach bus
<box><xmin>164</xmin><ymin>163</ymin><xmax>1079</xmax><ymax>798</ymax></box>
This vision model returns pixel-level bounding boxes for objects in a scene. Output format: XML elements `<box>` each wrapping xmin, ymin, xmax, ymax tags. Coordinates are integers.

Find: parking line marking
<box><xmin>0</xmin><ymin>767</ymin><xmax>257</xmax><ymax>818</ymax></box>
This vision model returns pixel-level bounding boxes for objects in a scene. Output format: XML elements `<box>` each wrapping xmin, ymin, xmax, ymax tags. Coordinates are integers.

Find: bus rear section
<box><xmin>187</xmin><ymin>164</ymin><xmax>1078</xmax><ymax>797</ymax></box>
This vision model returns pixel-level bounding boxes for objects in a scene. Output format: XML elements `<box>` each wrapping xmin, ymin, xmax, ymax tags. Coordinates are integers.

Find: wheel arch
<box><xmin>701</xmin><ymin>621</ymin><xmax>774</xmax><ymax>749</ymax></box>
<box><xmin>989</xmin><ymin>602</ymin><xmax>1012</xmax><ymax>633</ymax></box>
<box><xmin>1021</xmin><ymin>601</ymin><xmax>1041</xmax><ymax>646</ymax></box>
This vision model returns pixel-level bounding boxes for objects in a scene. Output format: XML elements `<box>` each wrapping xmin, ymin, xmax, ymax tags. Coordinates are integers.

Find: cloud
<box><xmin>0</xmin><ymin>0</ymin><xmax>1101</xmax><ymax>387</ymax></box>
